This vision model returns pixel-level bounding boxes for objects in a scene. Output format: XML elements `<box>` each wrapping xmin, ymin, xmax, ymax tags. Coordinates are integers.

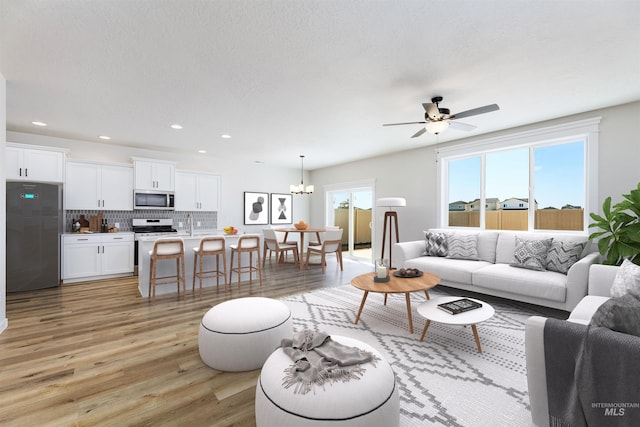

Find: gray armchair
<box><xmin>524</xmin><ymin>264</ymin><xmax>618</xmax><ymax>426</ymax></box>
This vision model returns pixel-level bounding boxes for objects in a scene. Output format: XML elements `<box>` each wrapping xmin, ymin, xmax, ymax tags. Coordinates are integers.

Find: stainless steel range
<box><xmin>132</xmin><ymin>218</ymin><xmax>177</xmax><ymax>266</ymax></box>
<box><xmin>132</xmin><ymin>218</ymin><xmax>177</xmax><ymax>239</ymax></box>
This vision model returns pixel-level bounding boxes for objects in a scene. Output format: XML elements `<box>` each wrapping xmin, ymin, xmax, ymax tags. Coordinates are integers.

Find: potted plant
<box><xmin>589</xmin><ymin>182</ymin><xmax>640</xmax><ymax>265</ymax></box>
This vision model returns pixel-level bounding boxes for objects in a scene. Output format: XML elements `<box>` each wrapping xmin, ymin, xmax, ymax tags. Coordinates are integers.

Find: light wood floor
<box><xmin>0</xmin><ymin>256</ymin><xmax>373</xmax><ymax>427</ymax></box>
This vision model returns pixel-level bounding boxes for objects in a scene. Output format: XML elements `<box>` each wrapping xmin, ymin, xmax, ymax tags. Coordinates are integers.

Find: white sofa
<box><xmin>394</xmin><ymin>229</ymin><xmax>600</xmax><ymax>312</ymax></box>
<box><xmin>524</xmin><ymin>264</ymin><xmax>618</xmax><ymax>426</ymax></box>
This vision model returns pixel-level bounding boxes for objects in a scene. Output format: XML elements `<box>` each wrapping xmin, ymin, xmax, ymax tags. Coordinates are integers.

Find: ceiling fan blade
<box><xmin>449</xmin><ymin>121</ymin><xmax>477</xmax><ymax>132</ymax></box>
<box><xmin>450</xmin><ymin>104</ymin><xmax>500</xmax><ymax>120</ymax></box>
<box><xmin>422</xmin><ymin>102</ymin><xmax>440</xmax><ymax>120</ymax></box>
<box><xmin>382</xmin><ymin>121</ymin><xmax>426</xmax><ymax>127</ymax></box>
<box><xmin>411</xmin><ymin>127</ymin><xmax>427</xmax><ymax>138</ymax></box>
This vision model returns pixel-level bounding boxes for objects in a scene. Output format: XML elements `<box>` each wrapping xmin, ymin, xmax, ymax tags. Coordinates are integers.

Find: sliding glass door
<box><xmin>325</xmin><ymin>182</ymin><xmax>373</xmax><ymax>262</ymax></box>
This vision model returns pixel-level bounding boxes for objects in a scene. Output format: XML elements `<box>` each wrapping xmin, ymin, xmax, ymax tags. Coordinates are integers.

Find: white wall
<box><xmin>310</xmin><ymin>101</ymin><xmax>640</xmax><ymax>259</ymax></box>
<box><xmin>6</xmin><ymin>132</ymin><xmax>311</xmax><ymax>235</ymax></box>
<box><xmin>1</xmin><ymin>73</ymin><xmax>7</xmax><ymax>333</ymax></box>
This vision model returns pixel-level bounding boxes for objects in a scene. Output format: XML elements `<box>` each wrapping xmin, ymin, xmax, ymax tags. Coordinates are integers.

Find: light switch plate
<box><xmin>178</xmin><ymin>222</ymin><xmax>183</xmax><ymax>228</ymax></box>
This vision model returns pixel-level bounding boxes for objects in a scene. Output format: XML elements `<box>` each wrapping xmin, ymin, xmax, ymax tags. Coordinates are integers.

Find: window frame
<box><xmin>436</xmin><ymin>117</ymin><xmax>600</xmax><ymax>235</ymax></box>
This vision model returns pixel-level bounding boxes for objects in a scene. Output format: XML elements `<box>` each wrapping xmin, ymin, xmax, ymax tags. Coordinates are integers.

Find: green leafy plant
<box><xmin>589</xmin><ymin>182</ymin><xmax>640</xmax><ymax>265</ymax></box>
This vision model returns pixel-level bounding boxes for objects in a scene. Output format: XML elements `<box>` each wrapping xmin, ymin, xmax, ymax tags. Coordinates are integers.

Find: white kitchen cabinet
<box><xmin>133</xmin><ymin>158</ymin><xmax>175</xmax><ymax>191</ymax></box>
<box><xmin>175</xmin><ymin>171</ymin><xmax>220</xmax><ymax>211</ymax></box>
<box><xmin>62</xmin><ymin>233</ymin><xmax>134</xmax><ymax>283</ymax></box>
<box><xmin>101</xmin><ymin>235</ymin><xmax>136</xmax><ymax>275</ymax></box>
<box><xmin>65</xmin><ymin>161</ymin><xmax>133</xmax><ymax>210</ymax></box>
<box><xmin>6</xmin><ymin>143</ymin><xmax>65</xmax><ymax>183</ymax></box>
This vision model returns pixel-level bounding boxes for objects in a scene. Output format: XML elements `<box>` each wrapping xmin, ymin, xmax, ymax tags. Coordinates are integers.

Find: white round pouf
<box><xmin>198</xmin><ymin>297</ymin><xmax>292</xmax><ymax>372</ymax></box>
<box><xmin>255</xmin><ymin>335</ymin><xmax>399</xmax><ymax>427</ymax></box>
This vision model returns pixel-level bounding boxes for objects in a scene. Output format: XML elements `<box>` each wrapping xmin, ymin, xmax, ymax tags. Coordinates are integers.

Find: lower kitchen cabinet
<box><xmin>62</xmin><ymin>233</ymin><xmax>134</xmax><ymax>283</ymax></box>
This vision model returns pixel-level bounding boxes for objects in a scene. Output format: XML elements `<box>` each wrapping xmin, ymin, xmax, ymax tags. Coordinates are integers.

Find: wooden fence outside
<box><xmin>448</xmin><ymin>209</ymin><xmax>584</xmax><ymax>231</ymax></box>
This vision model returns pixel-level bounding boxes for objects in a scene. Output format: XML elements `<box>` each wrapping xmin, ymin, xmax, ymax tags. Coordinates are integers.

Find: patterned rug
<box><xmin>280</xmin><ymin>285</ymin><xmax>550</xmax><ymax>427</ymax></box>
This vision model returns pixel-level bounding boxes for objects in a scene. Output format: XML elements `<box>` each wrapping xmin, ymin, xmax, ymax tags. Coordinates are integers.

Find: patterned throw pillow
<box><xmin>446</xmin><ymin>233</ymin><xmax>479</xmax><ymax>261</ymax></box>
<box><xmin>610</xmin><ymin>258</ymin><xmax>640</xmax><ymax>298</ymax></box>
<box><xmin>546</xmin><ymin>240</ymin><xmax>588</xmax><ymax>274</ymax></box>
<box><xmin>423</xmin><ymin>231</ymin><xmax>448</xmax><ymax>257</ymax></box>
<box><xmin>511</xmin><ymin>237</ymin><xmax>553</xmax><ymax>271</ymax></box>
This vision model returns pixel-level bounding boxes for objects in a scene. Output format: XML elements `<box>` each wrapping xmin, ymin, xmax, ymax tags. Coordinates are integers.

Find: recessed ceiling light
<box><xmin>99</xmin><ymin>135</ymin><xmax>111</xmax><ymax>140</ymax></box>
<box><xmin>198</xmin><ymin>150</ymin><xmax>207</xmax><ymax>154</ymax></box>
<box><xmin>32</xmin><ymin>121</ymin><xmax>47</xmax><ymax>126</ymax></box>
<box><xmin>221</xmin><ymin>134</ymin><xmax>231</xmax><ymax>139</ymax></box>
<box><xmin>170</xmin><ymin>124</ymin><xmax>183</xmax><ymax>130</ymax></box>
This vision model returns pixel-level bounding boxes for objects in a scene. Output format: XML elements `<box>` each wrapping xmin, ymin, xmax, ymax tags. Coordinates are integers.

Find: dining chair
<box><xmin>148</xmin><ymin>237</ymin><xmax>186</xmax><ymax>300</ymax></box>
<box><xmin>192</xmin><ymin>235</ymin><xmax>227</xmax><ymax>295</ymax></box>
<box><xmin>262</xmin><ymin>228</ymin><xmax>299</xmax><ymax>271</ymax></box>
<box><xmin>308</xmin><ymin>225</ymin><xmax>339</xmax><ymax>247</ymax></box>
<box><xmin>229</xmin><ymin>234</ymin><xmax>262</xmax><ymax>287</ymax></box>
<box><xmin>305</xmin><ymin>228</ymin><xmax>344</xmax><ymax>273</ymax></box>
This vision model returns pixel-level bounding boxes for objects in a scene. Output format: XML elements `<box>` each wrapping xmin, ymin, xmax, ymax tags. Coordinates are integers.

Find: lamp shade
<box><xmin>376</xmin><ymin>197</ymin><xmax>406</xmax><ymax>208</ymax></box>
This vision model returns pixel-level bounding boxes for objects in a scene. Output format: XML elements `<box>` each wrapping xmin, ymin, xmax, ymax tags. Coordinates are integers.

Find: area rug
<box><xmin>280</xmin><ymin>285</ymin><xmax>551</xmax><ymax>427</ymax></box>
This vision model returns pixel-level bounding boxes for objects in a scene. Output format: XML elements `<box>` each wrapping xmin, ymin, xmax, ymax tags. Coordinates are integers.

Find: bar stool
<box><xmin>192</xmin><ymin>236</ymin><xmax>227</xmax><ymax>295</ymax></box>
<box><xmin>229</xmin><ymin>234</ymin><xmax>262</xmax><ymax>288</ymax></box>
<box><xmin>148</xmin><ymin>238</ymin><xmax>186</xmax><ymax>300</ymax></box>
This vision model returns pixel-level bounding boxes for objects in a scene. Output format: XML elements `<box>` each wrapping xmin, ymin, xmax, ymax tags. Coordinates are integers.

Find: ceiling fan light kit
<box><xmin>290</xmin><ymin>155</ymin><xmax>314</xmax><ymax>195</ymax></box>
<box><xmin>425</xmin><ymin>120</ymin><xmax>449</xmax><ymax>135</ymax></box>
<box><xmin>383</xmin><ymin>96</ymin><xmax>500</xmax><ymax>138</ymax></box>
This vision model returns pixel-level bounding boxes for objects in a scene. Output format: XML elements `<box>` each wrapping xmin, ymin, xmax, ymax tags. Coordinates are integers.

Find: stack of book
<box><xmin>437</xmin><ymin>298</ymin><xmax>482</xmax><ymax>315</ymax></box>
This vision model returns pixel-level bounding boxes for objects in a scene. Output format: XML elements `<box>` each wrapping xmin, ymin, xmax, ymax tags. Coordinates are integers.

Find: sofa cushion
<box><xmin>430</xmin><ymin>229</ymin><xmax>498</xmax><ymax>263</ymax></box>
<box><xmin>422</xmin><ymin>231</ymin><xmax>448</xmax><ymax>257</ymax></box>
<box><xmin>546</xmin><ymin>240</ymin><xmax>588</xmax><ymax>274</ymax></box>
<box><xmin>510</xmin><ymin>236</ymin><xmax>553</xmax><ymax>271</ymax></box>
<box><xmin>473</xmin><ymin>263</ymin><xmax>567</xmax><ymax>302</ymax></box>
<box><xmin>404</xmin><ymin>257</ymin><xmax>491</xmax><ymax>285</ymax></box>
<box><xmin>610</xmin><ymin>258</ymin><xmax>640</xmax><ymax>298</ymax></box>
<box><xmin>446</xmin><ymin>233</ymin><xmax>479</xmax><ymax>261</ymax></box>
<box><xmin>496</xmin><ymin>231</ymin><xmax>589</xmax><ymax>265</ymax></box>
<box><xmin>590</xmin><ymin>294</ymin><xmax>640</xmax><ymax>336</ymax></box>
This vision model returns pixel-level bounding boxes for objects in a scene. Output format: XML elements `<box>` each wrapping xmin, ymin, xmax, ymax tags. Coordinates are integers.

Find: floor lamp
<box><xmin>376</xmin><ymin>197</ymin><xmax>406</xmax><ymax>270</ymax></box>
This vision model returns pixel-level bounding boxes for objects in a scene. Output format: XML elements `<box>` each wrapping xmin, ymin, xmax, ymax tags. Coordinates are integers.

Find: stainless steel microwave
<box><xmin>134</xmin><ymin>190</ymin><xmax>175</xmax><ymax>210</ymax></box>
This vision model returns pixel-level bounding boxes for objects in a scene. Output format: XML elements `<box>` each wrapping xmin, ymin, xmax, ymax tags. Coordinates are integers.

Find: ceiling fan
<box><xmin>383</xmin><ymin>96</ymin><xmax>500</xmax><ymax>137</ymax></box>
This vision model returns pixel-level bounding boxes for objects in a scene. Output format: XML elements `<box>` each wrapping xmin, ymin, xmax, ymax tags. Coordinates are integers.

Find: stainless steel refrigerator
<box><xmin>6</xmin><ymin>182</ymin><xmax>62</xmax><ymax>292</ymax></box>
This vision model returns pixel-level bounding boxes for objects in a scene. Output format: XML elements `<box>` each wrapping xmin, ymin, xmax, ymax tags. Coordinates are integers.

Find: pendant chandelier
<box><xmin>290</xmin><ymin>155</ymin><xmax>314</xmax><ymax>194</ymax></box>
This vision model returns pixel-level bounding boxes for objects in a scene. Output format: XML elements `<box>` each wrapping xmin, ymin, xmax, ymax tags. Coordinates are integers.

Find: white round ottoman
<box><xmin>255</xmin><ymin>335</ymin><xmax>399</xmax><ymax>427</ymax></box>
<box><xmin>198</xmin><ymin>297</ymin><xmax>292</xmax><ymax>372</ymax></box>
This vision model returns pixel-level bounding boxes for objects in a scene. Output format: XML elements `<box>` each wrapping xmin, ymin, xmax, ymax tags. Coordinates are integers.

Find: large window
<box><xmin>438</xmin><ymin>118</ymin><xmax>598</xmax><ymax>233</ymax></box>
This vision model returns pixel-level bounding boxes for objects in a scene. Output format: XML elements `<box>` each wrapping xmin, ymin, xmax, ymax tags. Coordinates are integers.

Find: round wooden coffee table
<box><xmin>351</xmin><ymin>271</ymin><xmax>440</xmax><ymax>333</ymax></box>
<box><xmin>417</xmin><ymin>296</ymin><xmax>495</xmax><ymax>353</ymax></box>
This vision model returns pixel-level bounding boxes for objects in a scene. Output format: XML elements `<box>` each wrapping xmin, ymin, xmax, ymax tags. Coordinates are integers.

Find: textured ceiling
<box><xmin>1</xmin><ymin>0</ymin><xmax>639</xmax><ymax>170</ymax></box>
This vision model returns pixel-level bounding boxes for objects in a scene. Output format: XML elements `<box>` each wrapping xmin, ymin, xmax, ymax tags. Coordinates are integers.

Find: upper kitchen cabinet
<box><xmin>65</xmin><ymin>161</ymin><xmax>133</xmax><ymax>210</ymax></box>
<box><xmin>132</xmin><ymin>158</ymin><xmax>176</xmax><ymax>191</ymax></box>
<box><xmin>6</xmin><ymin>143</ymin><xmax>66</xmax><ymax>183</ymax></box>
<box><xmin>175</xmin><ymin>171</ymin><xmax>220</xmax><ymax>211</ymax></box>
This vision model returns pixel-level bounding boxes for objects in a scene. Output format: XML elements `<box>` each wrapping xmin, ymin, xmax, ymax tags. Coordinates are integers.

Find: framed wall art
<box><xmin>270</xmin><ymin>193</ymin><xmax>293</xmax><ymax>224</ymax></box>
<box><xmin>244</xmin><ymin>192</ymin><xmax>269</xmax><ymax>225</ymax></box>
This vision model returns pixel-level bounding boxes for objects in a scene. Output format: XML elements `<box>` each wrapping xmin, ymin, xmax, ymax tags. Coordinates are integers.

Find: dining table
<box><xmin>274</xmin><ymin>227</ymin><xmax>326</xmax><ymax>270</ymax></box>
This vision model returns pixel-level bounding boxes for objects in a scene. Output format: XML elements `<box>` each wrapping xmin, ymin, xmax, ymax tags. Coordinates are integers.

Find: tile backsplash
<box><xmin>65</xmin><ymin>210</ymin><xmax>217</xmax><ymax>233</ymax></box>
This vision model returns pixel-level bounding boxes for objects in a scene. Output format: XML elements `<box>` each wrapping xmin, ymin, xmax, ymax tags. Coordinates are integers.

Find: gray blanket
<box><xmin>544</xmin><ymin>318</ymin><xmax>640</xmax><ymax>427</ymax></box>
<box><xmin>280</xmin><ymin>330</ymin><xmax>378</xmax><ymax>394</ymax></box>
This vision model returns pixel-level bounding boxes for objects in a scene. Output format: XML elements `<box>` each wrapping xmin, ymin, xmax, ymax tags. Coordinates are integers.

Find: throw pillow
<box><xmin>446</xmin><ymin>233</ymin><xmax>479</xmax><ymax>261</ymax></box>
<box><xmin>510</xmin><ymin>236</ymin><xmax>553</xmax><ymax>271</ymax></box>
<box><xmin>590</xmin><ymin>293</ymin><xmax>640</xmax><ymax>337</ymax></box>
<box><xmin>610</xmin><ymin>258</ymin><xmax>640</xmax><ymax>298</ymax></box>
<box><xmin>423</xmin><ymin>231</ymin><xmax>448</xmax><ymax>257</ymax></box>
<box><xmin>546</xmin><ymin>240</ymin><xmax>588</xmax><ymax>274</ymax></box>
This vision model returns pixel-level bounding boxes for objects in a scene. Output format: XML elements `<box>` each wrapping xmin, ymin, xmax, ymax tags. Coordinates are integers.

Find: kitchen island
<box><xmin>137</xmin><ymin>232</ymin><xmax>260</xmax><ymax>298</ymax></box>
